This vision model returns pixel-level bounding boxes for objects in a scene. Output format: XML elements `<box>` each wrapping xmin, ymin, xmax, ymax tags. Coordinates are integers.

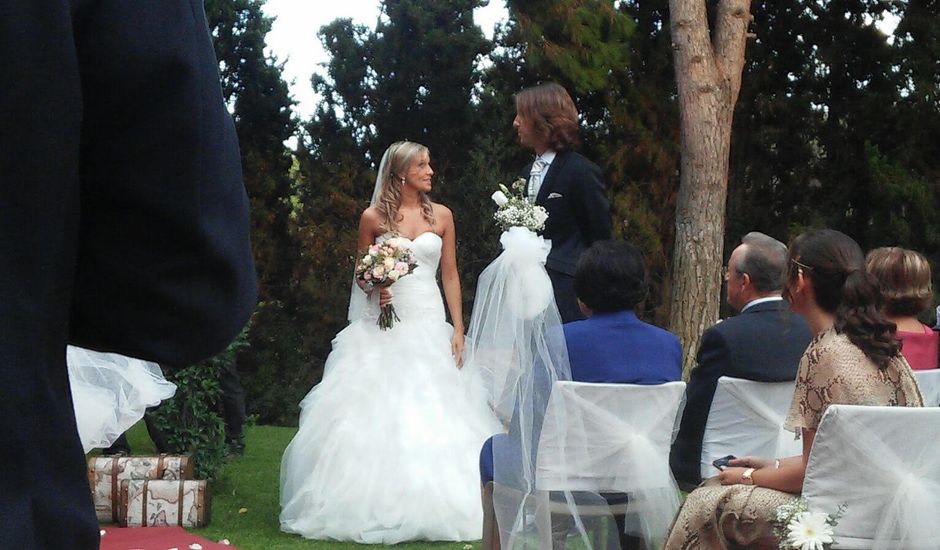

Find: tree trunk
<box><xmin>668</xmin><ymin>0</ymin><xmax>752</xmax><ymax>378</ymax></box>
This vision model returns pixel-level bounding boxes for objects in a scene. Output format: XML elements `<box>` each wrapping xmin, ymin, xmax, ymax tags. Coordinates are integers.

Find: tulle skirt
<box><xmin>68</xmin><ymin>346</ymin><xmax>176</xmax><ymax>453</ymax></box>
<box><xmin>279</xmin><ymin>315</ymin><xmax>502</xmax><ymax>544</ymax></box>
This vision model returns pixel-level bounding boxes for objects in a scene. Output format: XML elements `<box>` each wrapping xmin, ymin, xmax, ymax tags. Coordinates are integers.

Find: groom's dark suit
<box><xmin>669</xmin><ymin>300</ymin><xmax>812</xmax><ymax>488</ymax></box>
<box><xmin>1</xmin><ymin>2</ymin><xmax>257</xmax><ymax>548</ymax></box>
<box><xmin>523</xmin><ymin>150</ymin><xmax>611</xmax><ymax>322</ymax></box>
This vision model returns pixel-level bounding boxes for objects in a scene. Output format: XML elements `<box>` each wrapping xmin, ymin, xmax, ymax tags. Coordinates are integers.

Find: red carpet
<box><xmin>99</xmin><ymin>526</ymin><xmax>235</xmax><ymax>549</ymax></box>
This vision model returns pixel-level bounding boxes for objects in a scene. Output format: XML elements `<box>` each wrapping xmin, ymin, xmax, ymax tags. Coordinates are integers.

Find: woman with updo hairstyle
<box><xmin>866</xmin><ymin>247</ymin><xmax>937</xmax><ymax>370</ymax></box>
<box><xmin>663</xmin><ymin>229</ymin><xmax>923</xmax><ymax>550</ymax></box>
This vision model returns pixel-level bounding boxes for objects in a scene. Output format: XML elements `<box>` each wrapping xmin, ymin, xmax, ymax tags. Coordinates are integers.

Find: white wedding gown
<box><xmin>279</xmin><ymin>232</ymin><xmax>502</xmax><ymax>544</ymax></box>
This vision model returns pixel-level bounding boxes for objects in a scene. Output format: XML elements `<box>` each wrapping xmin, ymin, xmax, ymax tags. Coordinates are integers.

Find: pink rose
<box><xmin>395</xmin><ymin>262</ymin><xmax>409</xmax><ymax>274</ymax></box>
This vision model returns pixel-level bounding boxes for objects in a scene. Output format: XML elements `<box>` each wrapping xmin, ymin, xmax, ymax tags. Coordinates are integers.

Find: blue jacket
<box><xmin>564</xmin><ymin>310</ymin><xmax>682</xmax><ymax>384</ymax></box>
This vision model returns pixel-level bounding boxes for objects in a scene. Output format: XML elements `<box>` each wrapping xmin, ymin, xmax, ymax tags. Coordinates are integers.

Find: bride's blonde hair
<box><xmin>375</xmin><ymin>141</ymin><xmax>435</xmax><ymax>232</ymax></box>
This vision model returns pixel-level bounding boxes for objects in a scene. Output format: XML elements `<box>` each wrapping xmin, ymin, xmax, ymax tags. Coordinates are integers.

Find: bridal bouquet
<box><xmin>355</xmin><ymin>238</ymin><xmax>418</xmax><ymax>330</ymax></box>
<box><xmin>773</xmin><ymin>498</ymin><xmax>846</xmax><ymax>550</ymax></box>
<box><xmin>491</xmin><ymin>178</ymin><xmax>548</xmax><ymax>232</ymax></box>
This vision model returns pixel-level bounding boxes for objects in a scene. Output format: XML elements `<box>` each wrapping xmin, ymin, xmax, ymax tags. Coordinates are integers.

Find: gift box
<box><xmin>117</xmin><ymin>479</ymin><xmax>211</xmax><ymax>528</ymax></box>
<box><xmin>87</xmin><ymin>455</ymin><xmax>194</xmax><ymax>523</ymax></box>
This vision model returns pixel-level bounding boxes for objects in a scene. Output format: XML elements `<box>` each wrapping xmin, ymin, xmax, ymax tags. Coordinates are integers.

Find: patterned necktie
<box><xmin>528</xmin><ymin>158</ymin><xmax>548</xmax><ymax>203</ymax></box>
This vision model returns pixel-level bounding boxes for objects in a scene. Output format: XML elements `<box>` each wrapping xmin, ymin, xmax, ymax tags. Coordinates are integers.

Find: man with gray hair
<box><xmin>669</xmin><ymin>232</ymin><xmax>813</xmax><ymax>489</ymax></box>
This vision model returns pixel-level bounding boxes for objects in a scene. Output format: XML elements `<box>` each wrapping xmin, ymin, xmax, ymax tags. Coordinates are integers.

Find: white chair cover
<box><xmin>913</xmin><ymin>369</ymin><xmax>940</xmax><ymax>407</ymax></box>
<box><xmin>802</xmin><ymin>405</ymin><xmax>940</xmax><ymax>549</ymax></box>
<box><xmin>700</xmin><ymin>376</ymin><xmax>801</xmax><ymax>479</ymax></box>
<box><xmin>536</xmin><ymin>381</ymin><xmax>686</xmax><ymax>547</ymax></box>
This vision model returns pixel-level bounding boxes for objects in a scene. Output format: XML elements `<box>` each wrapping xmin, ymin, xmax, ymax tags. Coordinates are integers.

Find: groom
<box><xmin>513</xmin><ymin>83</ymin><xmax>611</xmax><ymax>322</ymax></box>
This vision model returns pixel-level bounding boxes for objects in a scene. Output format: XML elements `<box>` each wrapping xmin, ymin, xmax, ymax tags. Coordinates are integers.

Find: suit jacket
<box><xmin>564</xmin><ymin>310</ymin><xmax>682</xmax><ymax>384</ymax></box>
<box><xmin>1</xmin><ymin>2</ymin><xmax>256</xmax><ymax>547</ymax></box>
<box><xmin>523</xmin><ymin>150</ymin><xmax>611</xmax><ymax>277</ymax></box>
<box><xmin>669</xmin><ymin>300</ymin><xmax>812</xmax><ymax>487</ymax></box>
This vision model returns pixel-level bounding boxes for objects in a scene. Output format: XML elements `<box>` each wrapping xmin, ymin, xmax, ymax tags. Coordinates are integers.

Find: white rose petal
<box><xmin>383</xmin><ymin>257</ymin><xmax>395</xmax><ymax>270</ymax></box>
<box><xmin>387</xmin><ymin>270</ymin><xmax>400</xmax><ymax>281</ymax></box>
<box><xmin>491</xmin><ymin>190</ymin><xmax>509</xmax><ymax>207</ymax></box>
<box><xmin>219</xmin><ymin>540</ymin><xmax>231</xmax><ymax>546</ymax></box>
<box><xmin>189</xmin><ymin>544</ymin><xmax>204</xmax><ymax>550</ymax></box>
<box><xmin>362</xmin><ymin>255</ymin><xmax>373</xmax><ymax>265</ymax></box>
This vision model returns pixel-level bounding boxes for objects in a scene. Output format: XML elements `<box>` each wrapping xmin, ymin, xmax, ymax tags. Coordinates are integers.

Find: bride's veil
<box><xmin>346</xmin><ymin>146</ymin><xmax>395</xmax><ymax>323</ymax></box>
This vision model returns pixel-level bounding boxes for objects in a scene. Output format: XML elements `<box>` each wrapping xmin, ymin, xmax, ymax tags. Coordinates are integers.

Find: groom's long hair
<box><xmin>375</xmin><ymin>141</ymin><xmax>435</xmax><ymax>233</ymax></box>
<box><xmin>515</xmin><ymin>82</ymin><xmax>580</xmax><ymax>151</ymax></box>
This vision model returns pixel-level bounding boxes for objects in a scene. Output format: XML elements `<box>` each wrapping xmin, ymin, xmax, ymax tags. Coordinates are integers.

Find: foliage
<box><xmin>149</xmin><ymin>331</ymin><xmax>249</xmax><ymax>479</ymax></box>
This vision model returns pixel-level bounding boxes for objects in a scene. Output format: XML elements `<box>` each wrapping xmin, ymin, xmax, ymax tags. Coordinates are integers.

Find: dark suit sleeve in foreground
<box><xmin>670</xmin><ymin>327</ymin><xmax>729</xmax><ymax>487</ymax></box>
<box><xmin>2</xmin><ymin>3</ymin><xmax>254</xmax><ymax>547</ymax></box>
<box><xmin>67</xmin><ymin>0</ymin><xmax>257</xmax><ymax>366</ymax></box>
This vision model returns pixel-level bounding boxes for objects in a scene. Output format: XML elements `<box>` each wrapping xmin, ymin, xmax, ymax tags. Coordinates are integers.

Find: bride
<box><xmin>279</xmin><ymin>141</ymin><xmax>501</xmax><ymax>543</ymax></box>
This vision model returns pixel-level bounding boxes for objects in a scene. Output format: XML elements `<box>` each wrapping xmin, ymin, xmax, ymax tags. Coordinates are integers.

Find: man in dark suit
<box><xmin>1</xmin><ymin>2</ymin><xmax>257</xmax><ymax>547</ymax></box>
<box><xmin>669</xmin><ymin>232</ymin><xmax>812</xmax><ymax>489</ymax></box>
<box><xmin>513</xmin><ymin>83</ymin><xmax>611</xmax><ymax>322</ymax></box>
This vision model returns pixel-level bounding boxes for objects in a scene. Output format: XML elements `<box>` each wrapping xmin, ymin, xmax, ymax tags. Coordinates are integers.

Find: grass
<box><xmin>121</xmin><ymin>422</ymin><xmax>479</xmax><ymax>550</ymax></box>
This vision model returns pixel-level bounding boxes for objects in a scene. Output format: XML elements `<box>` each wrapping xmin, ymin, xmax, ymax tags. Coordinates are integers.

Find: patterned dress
<box><xmin>663</xmin><ymin>328</ymin><xmax>924</xmax><ymax>550</ymax></box>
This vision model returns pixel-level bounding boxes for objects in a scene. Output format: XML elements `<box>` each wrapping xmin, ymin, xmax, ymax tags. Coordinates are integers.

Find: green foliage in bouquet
<box><xmin>150</xmin><ymin>329</ymin><xmax>250</xmax><ymax>479</ymax></box>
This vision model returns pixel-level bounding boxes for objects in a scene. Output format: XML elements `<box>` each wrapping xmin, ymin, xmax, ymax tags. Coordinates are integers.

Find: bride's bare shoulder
<box><xmin>431</xmin><ymin>202</ymin><xmax>453</xmax><ymax>220</ymax></box>
<box><xmin>360</xmin><ymin>206</ymin><xmax>383</xmax><ymax>225</ymax></box>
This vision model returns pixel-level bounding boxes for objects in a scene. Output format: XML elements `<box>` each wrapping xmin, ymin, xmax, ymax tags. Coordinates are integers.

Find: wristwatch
<box><xmin>741</xmin><ymin>467</ymin><xmax>755</xmax><ymax>485</ymax></box>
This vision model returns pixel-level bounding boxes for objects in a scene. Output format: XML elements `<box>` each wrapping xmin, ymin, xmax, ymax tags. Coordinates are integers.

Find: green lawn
<box><xmin>122</xmin><ymin>423</ymin><xmax>479</xmax><ymax>550</ymax></box>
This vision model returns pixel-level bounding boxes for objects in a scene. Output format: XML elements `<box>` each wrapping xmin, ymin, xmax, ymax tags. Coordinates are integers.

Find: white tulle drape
<box><xmin>802</xmin><ymin>404</ymin><xmax>940</xmax><ymax>549</ymax></box>
<box><xmin>466</xmin><ymin>227</ymin><xmax>645</xmax><ymax>548</ymax></box>
<box><xmin>67</xmin><ymin>346</ymin><xmax>176</xmax><ymax>453</ymax></box>
<box><xmin>537</xmin><ymin>381</ymin><xmax>684</xmax><ymax>547</ymax></box>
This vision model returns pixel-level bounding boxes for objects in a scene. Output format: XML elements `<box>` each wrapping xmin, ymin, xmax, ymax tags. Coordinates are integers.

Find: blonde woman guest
<box><xmin>663</xmin><ymin>229</ymin><xmax>923</xmax><ymax>549</ymax></box>
<box><xmin>866</xmin><ymin>247</ymin><xmax>937</xmax><ymax>370</ymax></box>
<box><xmin>279</xmin><ymin>141</ymin><xmax>500</xmax><ymax>544</ymax></box>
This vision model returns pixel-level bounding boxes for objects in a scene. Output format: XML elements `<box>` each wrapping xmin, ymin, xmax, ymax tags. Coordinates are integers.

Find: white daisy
<box><xmin>787</xmin><ymin>511</ymin><xmax>834</xmax><ymax>550</ymax></box>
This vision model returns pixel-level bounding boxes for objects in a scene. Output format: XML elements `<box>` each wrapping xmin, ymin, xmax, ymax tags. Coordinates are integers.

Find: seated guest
<box><xmin>866</xmin><ymin>247</ymin><xmax>937</xmax><ymax>370</ymax></box>
<box><xmin>670</xmin><ymin>232</ymin><xmax>812</xmax><ymax>489</ymax></box>
<box><xmin>663</xmin><ymin>229</ymin><xmax>924</xmax><ymax>550</ymax></box>
<box><xmin>480</xmin><ymin>239</ymin><xmax>681</xmax><ymax>484</ymax></box>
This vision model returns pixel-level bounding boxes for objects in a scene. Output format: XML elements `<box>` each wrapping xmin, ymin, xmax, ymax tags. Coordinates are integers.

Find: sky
<box><xmin>261</xmin><ymin>1</ymin><xmax>508</xmax><ymax>120</ymax></box>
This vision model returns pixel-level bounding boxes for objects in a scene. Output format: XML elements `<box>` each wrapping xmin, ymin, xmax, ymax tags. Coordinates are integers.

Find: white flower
<box><xmin>387</xmin><ymin>270</ymin><xmax>400</xmax><ymax>281</ymax></box>
<box><xmin>491</xmin><ymin>190</ymin><xmax>509</xmax><ymax>207</ymax></box>
<box><xmin>787</xmin><ymin>511</ymin><xmax>834</xmax><ymax>550</ymax></box>
<box><xmin>362</xmin><ymin>255</ymin><xmax>373</xmax><ymax>266</ymax></box>
<box><xmin>385</xmin><ymin>237</ymin><xmax>400</xmax><ymax>248</ymax></box>
<box><xmin>383</xmin><ymin>257</ymin><xmax>395</xmax><ymax>270</ymax></box>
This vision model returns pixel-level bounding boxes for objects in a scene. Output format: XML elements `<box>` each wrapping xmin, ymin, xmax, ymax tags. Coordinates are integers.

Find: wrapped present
<box><xmin>117</xmin><ymin>479</ymin><xmax>210</xmax><ymax>528</ymax></box>
<box><xmin>87</xmin><ymin>455</ymin><xmax>194</xmax><ymax>523</ymax></box>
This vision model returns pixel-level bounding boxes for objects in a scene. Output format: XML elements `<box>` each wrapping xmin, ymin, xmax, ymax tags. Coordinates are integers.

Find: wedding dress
<box><xmin>279</xmin><ymin>231</ymin><xmax>502</xmax><ymax>544</ymax></box>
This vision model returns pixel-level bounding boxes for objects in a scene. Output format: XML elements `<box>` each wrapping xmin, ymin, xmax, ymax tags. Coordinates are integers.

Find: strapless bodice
<box><xmin>368</xmin><ymin>232</ymin><xmax>445</xmax><ymax>321</ymax></box>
